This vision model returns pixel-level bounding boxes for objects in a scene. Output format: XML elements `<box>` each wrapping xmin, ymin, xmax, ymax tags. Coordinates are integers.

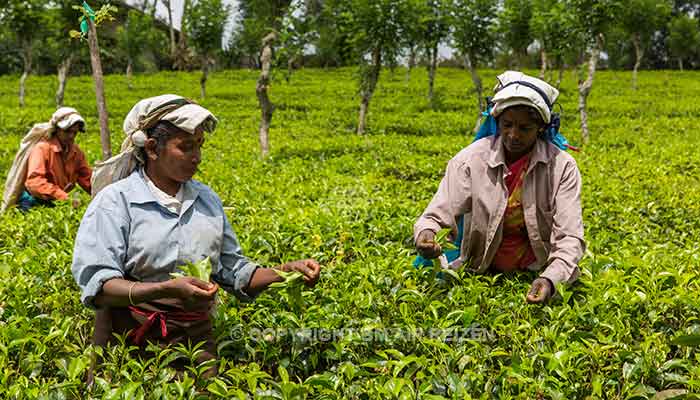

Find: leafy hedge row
<box><xmin>0</xmin><ymin>68</ymin><xmax>698</xmax><ymax>398</ymax></box>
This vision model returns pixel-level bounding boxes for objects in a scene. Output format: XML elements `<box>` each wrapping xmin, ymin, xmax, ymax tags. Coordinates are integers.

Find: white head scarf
<box><xmin>90</xmin><ymin>95</ymin><xmax>217</xmax><ymax>197</ymax></box>
<box><xmin>51</xmin><ymin>107</ymin><xmax>86</xmax><ymax>133</ymax></box>
<box><xmin>490</xmin><ymin>71</ymin><xmax>559</xmax><ymax>124</ymax></box>
<box><xmin>122</xmin><ymin>94</ymin><xmax>218</xmax><ymax>152</ymax></box>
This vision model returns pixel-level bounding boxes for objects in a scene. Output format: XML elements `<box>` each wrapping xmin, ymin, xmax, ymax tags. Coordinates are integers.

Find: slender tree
<box><xmin>668</xmin><ymin>14</ymin><xmax>700</xmax><ymax>71</ymax></box>
<box><xmin>257</xmin><ymin>33</ymin><xmax>276</xmax><ymax>158</ymax></box>
<box><xmin>0</xmin><ymin>0</ymin><xmax>46</xmax><ymax>107</ymax></box>
<box><xmin>116</xmin><ymin>10</ymin><xmax>156</xmax><ymax>89</ymax></box>
<box><xmin>416</xmin><ymin>0</ymin><xmax>450</xmax><ymax>106</ymax></box>
<box><xmin>161</xmin><ymin>0</ymin><xmax>177</xmax><ymax>58</ymax></box>
<box><xmin>275</xmin><ymin>1</ymin><xmax>316</xmax><ymax>80</ymax></box>
<box><xmin>46</xmin><ymin>1</ymin><xmax>82</xmax><ymax>107</ymax></box>
<box><xmin>620</xmin><ymin>0</ymin><xmax>672</xmax><ymax>89</ymax></box>
<box><xmin>186</xmin><ymin>0</ymin><xmax>230</xmax><ymax>98</ymax></box>
<box><xmin>403</xmin><ymin>2</ymin><xmax>428</xmax><ymax>83</ymax></box>
<box><xmin>173</xmin><ymin>0</ymin><xmax>193</xmax><ymax>69</ymax></box>
<box><xmin>530</xmin><ymin>0</ymin><xmax>579</xmax><ymax>87</ymax></box>
<box><xmin>451</xmin><ymin>0</ymin><xmax>497</xmax><ymax>126</ymax></box>
<box><xmin>330</xmin><ymin>0</ymin><xmax>410</xmax><ymax>134</ymax></box>
<box><xmin>310</xmin><ymin>0</ymin><xmax>355</xmax><ymax>67</ymax></box>
<box><xmin>70</xmin><ymin>2</ymin><xmax>117</xmax><ymax>160</ymax></box>
<box><xmin>229</xmin><ymin>0</ymin><xmax>293</xmax><ymax>68</ymax></box>
<box><xmin>568</xmin><ymin>0</ymin><xmax>622</xmax><ymax>143</ymax></box>
<box><xmin>498</xmin><ymin>0</ymin><xmax>533</xmax><ymax>68</ymax></box>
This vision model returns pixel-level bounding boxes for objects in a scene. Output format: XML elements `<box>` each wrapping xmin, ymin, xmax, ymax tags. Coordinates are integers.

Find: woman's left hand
<box><xmin>526</xmin><ymin>277</ymin><xmax>554</xmax><ymax>304</ymax></box>
<box><xmin>280</xmin><ymin>259</ymin><xmax>321</xmax><ymax>287</ymax></box>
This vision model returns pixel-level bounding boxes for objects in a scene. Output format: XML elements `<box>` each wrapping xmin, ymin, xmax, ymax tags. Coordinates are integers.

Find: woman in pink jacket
<box><xmin>414</xmin><ymin>71</ymin><xmax>585</xmax><ymax>304</ymax></box>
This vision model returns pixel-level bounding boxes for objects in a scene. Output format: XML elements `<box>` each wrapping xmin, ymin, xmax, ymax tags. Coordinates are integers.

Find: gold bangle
<box><xmin>128</xmin><ymin>281</ymin><xmax>138</xmax><ymax>306</ymax></box>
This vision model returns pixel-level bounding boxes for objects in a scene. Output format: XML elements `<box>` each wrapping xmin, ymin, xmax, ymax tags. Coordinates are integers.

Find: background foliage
<box><xmin>2</xmin><ymin>0</ymin><xmax>700</xmax><ymax>76</ymax></box>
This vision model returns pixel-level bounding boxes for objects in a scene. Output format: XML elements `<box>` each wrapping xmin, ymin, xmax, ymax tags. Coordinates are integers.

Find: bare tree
<box><xmin>578</xmin><ymin>34</ymin><xmax>603</xmax><ymax>143</ymax></box>
<box><xmin>86</xmin><ymin>17</ymin><xmax>112</xmax><ymax>159</ymax></box>
<box><xmin>357</xmin><ymin>47</ymin><xmax>382</xmax><ymax>135</ymax></box>
<box><xmin>18</xmin><ymin>44</ymin><xmax>32</xmax><ymax>108</ymax></box>
<box><xmin>256</xmin><ymin>33</ymin><xmax>276</xmax><ymax>158</ymax></box>
<box><xmin>186</xmin><ymin>0</ymin><xmax>230</xmax><ymax>97</ymax></box>
<box><xmin>621</xmin><ymin>0</ymin><xmax>671</xmax><ymax>90</ymax></box>
<box><xmin>71</xmin><ymin>3</ymin><xmax>117</xmax><ymax>159</ymax></box>
<box><xmin>55</xmin><ymin>55</ymin><xmax>73</xmax><ymax>107</ymax></box>
<box><xmin>451</xmin><ymin>0</ymin><xmax>498</xmax><ymax>132</ymax></box>
<box><xmin>162</xmin><ymin>0</ymin><xmax>177</xmax><ymax>57</ymax></box>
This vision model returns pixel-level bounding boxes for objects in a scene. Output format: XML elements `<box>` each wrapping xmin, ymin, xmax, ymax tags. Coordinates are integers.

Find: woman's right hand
<box><xmin>416</xmin><ymin>229</ymin><xmax>442</xmax><ymax>259</ymax></box>
<box><xmin>164</xmin><ymin>277</ymin><xmax>218</xmax><ymax>309</ymax></box>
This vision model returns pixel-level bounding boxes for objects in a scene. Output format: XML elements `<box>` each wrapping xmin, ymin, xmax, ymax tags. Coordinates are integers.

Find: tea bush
<box><xmin>0</xmin><ymin>68</ymin><xmax>698</xmax><ymax>398</ymax></box>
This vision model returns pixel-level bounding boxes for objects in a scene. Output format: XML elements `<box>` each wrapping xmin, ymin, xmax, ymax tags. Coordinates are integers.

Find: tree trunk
<box><xmin>555</xmin><ymin>63</ymin><xmax>564</xmax><ymax>89</ymax></box>
<box><xmin>428</xmin><ymin>44</ymin><xmax>438</xmax><ymax>107</ymax></box>
<box><xmin>539</xmin><ymin>48</ymin><xmax>548</xmax><ymax>80</ymax></box>
<box><xmin>200</xmin><ymin>57</ymin><xmax>209</xmax><ymax>98</ymax></box>
<box><xmin>256</xmin><ymin>33</ymin><xmax>276</xmax><ymax>158</ymax></box>
<box><xmin>464</xmin><ymin>54</ymin><xmax>484</xmax><ymax>134</ymax></box>
<box><xmin>286</xmin><ymin>56</ymin><xmax>294</xmax><ymax>82</ymax></box>
<box><xmin>464</xmin><ymin>53</ymin><xmax>484</xmax><ymax>109</ymax></box>
<box><xmin>179</xmin><ymin>0</ymin><xmax>190</xmax><ymax>48</ymax></box>
<box><xmin>631</xmin><ymin>33</ymin><xmax>643</xmax><ymax>90</ymax></box>
<box><xmin>405</xmin><ymin>45</ymin><xmax>416</xmax><ymax>83</ymax></box>
<box><xmin>514</xmin><ymin>49</ymin><xmax>525</xmax><ymax>70</ymax></box>
<box><xmin>151</xmin><ymin>0</ymin><xmax>158</xmax><ymax>18</ymax></box>
<box><xmin>18</xmin><ymin>46</ymin><xmax>31</xmax><ymax>108</ymax></box>
<box><xmin>165</xmin><ymin>0</ymin><xmax>176</xmax><ymax>58</ymax></box>
<box><xmin>678</xmin><ymin>58</ymin><xmax>683</xmax><ymax>72</ymax></box>
<box><xmin>357</xmin><ymin>47</ymin><xmax>382</xmax><ymax>135</ymax></box>
<box><xmin>173</xmin><ymin>0</ymin><xmax>191</xmax><ymax>70</ymax></box>
<box><xmin>578</xmin><ymin>34</ymin><xmax>603</xmax><ymax>144</ymax></box>
<box><xmin>56</xmin><ymin>55</ymin><xmax>73</xmax><ymax>107</ymax></box>
<box><xmin>87</xmin><ymin>18</ymin><xmax>112</xmax><ymax>160</ymax></box>
<box><xmin>19</xmin><ymin>70</ymin><xmax>29</xmax><ymax>108</ymax></box>
<box><xmin>126</xmin><ymin>60</ymin><xmax>134</xmax><ymax>89</ymax></box>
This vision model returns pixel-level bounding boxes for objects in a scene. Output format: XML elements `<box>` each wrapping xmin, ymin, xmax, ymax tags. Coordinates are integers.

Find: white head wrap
<box><xmin>51</xmin><ymin>107</ymin><xmax>86</xmax><ymax>132</ymax></box>
<box><xmin>122</xmin><ymin>94</ymin><xmax>218</xmax><ymax>152</ymax></box>
<box><xmin>490</xmin><ymin>71</ymin><xmax>559</xmax><ymax>124</ymax></box>
<box><xmin>90</xmin><ymin>95</ymin><xmax>217</xmax><ymax>197</ymax></box>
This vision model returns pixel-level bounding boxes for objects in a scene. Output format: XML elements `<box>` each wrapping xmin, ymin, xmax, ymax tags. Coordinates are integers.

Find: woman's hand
<box><xmin>279</xmin><ymin>259</ymin><xmax>321</xmax><ymax>287</ymax></box>
<box><xmin>165</xmin><ymin>277</ymin><xmax>218</xmax><ymax>309</ymax></box>
<box><xmin>416</xmin><ymin>229</ymin><xmax>442</xmax><ymax>259</ymax></box>
<box><xmin>526</xmin><ymin>277</ymin><xmax>554</xmax><ymax>304</ymax></box>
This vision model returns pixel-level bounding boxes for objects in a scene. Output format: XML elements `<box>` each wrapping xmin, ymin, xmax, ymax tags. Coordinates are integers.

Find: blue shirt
<box><xmin>72</xmin><ymin>169</ymin><xmax>259</xmax><ymax>308</ymax></box>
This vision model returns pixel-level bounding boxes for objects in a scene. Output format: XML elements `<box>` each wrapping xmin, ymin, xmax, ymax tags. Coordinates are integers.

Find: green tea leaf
<box><xmin>671</xmin><ymin>334</ymin><xmax>700</xmax><ymax>346</ymax></box>
<box><xmin>434</xmin><ymin>228</ymin><xmax>458</xmax><ymax>250</ymax></box>
<box><xmin>270</xmin><ymin>269</ymin><xmax>304</xmax><ymax>288</ymax></box>
<box><xmin>270</xmin><ymin>269</ymin><xmax>305</xmax><ymax>311</ymax></box>
<box><xmin>170</xmin><ymin>257</ymin><xmax>211</xmax><ymax>281</ymax></box>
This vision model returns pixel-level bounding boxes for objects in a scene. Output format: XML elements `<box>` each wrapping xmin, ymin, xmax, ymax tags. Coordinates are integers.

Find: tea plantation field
<box><xmin>0</xmin><ymin>68</ymin><xmax>699</xmax><ymax>399</ymax></box>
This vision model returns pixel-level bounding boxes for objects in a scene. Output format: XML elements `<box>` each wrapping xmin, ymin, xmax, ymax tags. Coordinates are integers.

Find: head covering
<box><xmin>474</xmin><ymin>71</ymin><xmax>577</xmax><ymax>152</ymax></box>
<box><xmin>90</xmin><ymin>95</ymin><xmax>217</xmax><ymax>197</ymax></box>
<box><xmin>123</xmin><ymin>94</ymin><xmax>218</xmax><ymax>151</ymax></box>
<box><xmin>490</xmin><ymin>71</ymin><xmax>558</xmax><ymax>124</ymax></box>
<box><xmin>51</xmin><ymin>107</ymin><xmax>86</xmax><ymax>132</ymax></box>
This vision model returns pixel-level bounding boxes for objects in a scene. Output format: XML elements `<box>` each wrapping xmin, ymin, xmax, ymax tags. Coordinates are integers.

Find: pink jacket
<box><xmin>414</xmin><ymin>135</ymin><xmax>585</xmax><ymax>285</ymax></box>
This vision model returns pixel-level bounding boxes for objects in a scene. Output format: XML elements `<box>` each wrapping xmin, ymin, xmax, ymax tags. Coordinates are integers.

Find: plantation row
<box><xmin>0</xmin><ymin>68</ymin><xmax>699</xmax><ymax>398</ymax></box>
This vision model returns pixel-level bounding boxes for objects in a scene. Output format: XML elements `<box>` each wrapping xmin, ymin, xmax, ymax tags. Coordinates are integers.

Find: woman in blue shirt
<box><xmin>72</xmin><ymin>95</ymin><xmax>320</xmax><ymax>372</ymax></box>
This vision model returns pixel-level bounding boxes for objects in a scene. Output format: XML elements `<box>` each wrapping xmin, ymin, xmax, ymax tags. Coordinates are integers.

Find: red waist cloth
<box><xmin>127</xmin><ymin>305</ymin><xmax>209</xmax><ymax>345</ymax></box>
<box><xmin>492</xmin><ymin>154</ymin><xmax>537</xmax><ymax>272</ymax></box>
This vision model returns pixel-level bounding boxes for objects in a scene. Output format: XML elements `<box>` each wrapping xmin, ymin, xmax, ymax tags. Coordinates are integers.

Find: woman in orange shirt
<box><xmin>20</xmin><ymin>107</ymin><xmax>92</xmax><ymax>211</ymax></box>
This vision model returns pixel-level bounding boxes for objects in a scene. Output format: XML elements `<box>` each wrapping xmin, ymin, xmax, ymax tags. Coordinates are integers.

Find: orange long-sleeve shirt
<box><xmin>25</xmin><ymin>136</ymin><xmax>92</xmax><ymax>201</ymax></box>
